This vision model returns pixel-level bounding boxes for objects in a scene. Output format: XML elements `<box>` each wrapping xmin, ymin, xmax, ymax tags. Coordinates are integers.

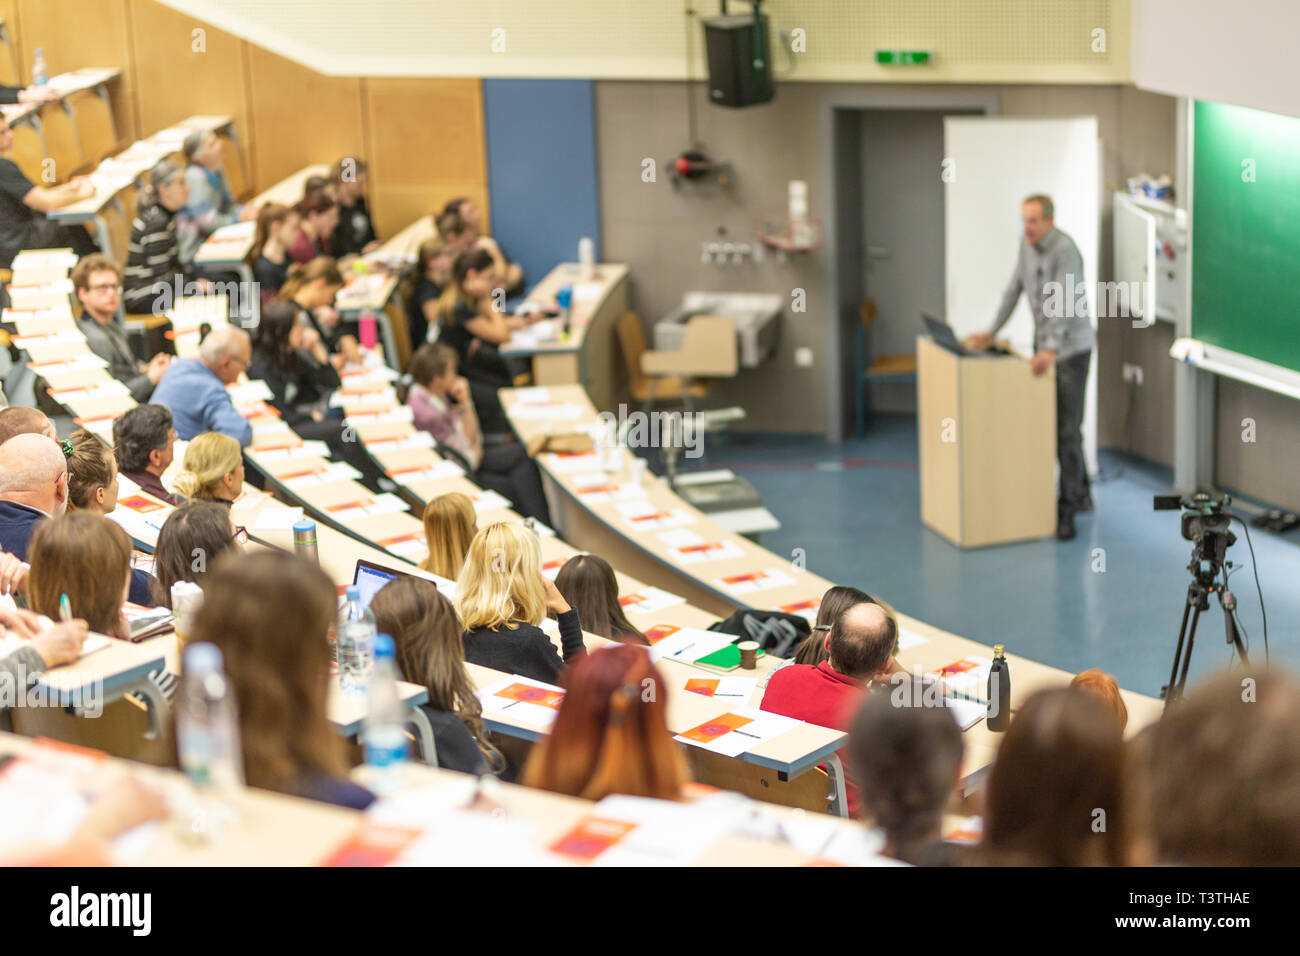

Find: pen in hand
<box><xmin>59</xmin><ymin>593</ymin><xmax>72</xmax><ymax>624</ymax></box>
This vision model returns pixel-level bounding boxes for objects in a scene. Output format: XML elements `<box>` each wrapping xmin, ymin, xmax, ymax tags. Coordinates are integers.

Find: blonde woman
<box><xmin>455</xmin><ymin>522</ymin><xmax>585</xmax><ymax>683</ymax></box>
<box><xmin>171</xmin><ymin>432</ymin><xmax>244</xmax><ymax>505</ymax></box>
<box><xmin>419</xmin><ymin>492</ymin><xmax>477</xmax><ymax>581</ymax></box>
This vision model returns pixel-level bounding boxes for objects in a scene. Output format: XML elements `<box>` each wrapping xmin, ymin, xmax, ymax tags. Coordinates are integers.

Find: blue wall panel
<box><xmin>482</xmin><ymin>79</ymin><xmax>600</xmax><ymax>292</ymax></box>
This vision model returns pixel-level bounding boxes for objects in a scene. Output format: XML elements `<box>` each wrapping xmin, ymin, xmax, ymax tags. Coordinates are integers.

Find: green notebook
<box><xmin>694</xmin><ymin>644</ymin><xmax>765</xmax><ymax>673</ymax></box>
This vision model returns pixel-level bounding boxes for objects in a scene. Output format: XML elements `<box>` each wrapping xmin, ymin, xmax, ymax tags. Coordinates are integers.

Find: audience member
<box><xmin>247</xmin><ymin>203</ymin><xmax>300</xmax><ymax>302</ymax></box>
<box><xmin>112</xmin><ymin>404</ymin><xmax>180</xmax><ymax>505</ymax></box>
<box><xmin>553</xmin><ymin>553</ymin><xmax>646</xmax><ymax>646</ymax></box>
<box><xmin>27</xmin><ymin>512</ymin><xmax>132</xmax><ymax>639</ymax></box>
<box><xmin>791</xmin><ymin>585</ymin><xmax>874</xmax><ymax>666</ymax></box>
<box><xmin>404</xmin><ymin>343</ymin><xmax>550</xmax><ymax>521</ymax></box>
<box><xmin>150</xmin><ymin>326</ymin><xmax>253</xmax><ymax>446</ymax></box>
<box><xmin>760</xmin><ymin>600</ymin><xmax>901</xmax><ymax>816</ymax></box>
<box><xmin>850</xmin><ymin>691</ymin><xmax>967</xmax><ymax>865</ymax></box>
<box><xmin>290</xmin><ymin>194</ymin><xmax>338</xmax><ymax>262</ymax></box>
<box><xmin>418</xmin><ymin>492</ymin><xmax>477</xmax><ymax>580</ymax></box>
<box><xmin>123</xmin><ymin>159</ymin><xmax>206</xmax><ymax>315</ymax></box>
<box><xmin>0</xmin><ymin>407</ymin><xmax>56</xmax><ymax>445</ymax></box>
<box><xmin>0</xmin><ymin>433</ymin><xmax>68</xmax><ymax>559</ymax></box>
<box><xmin>72</xmin><ymin>254</ymin><xmax>171</xmax><ymax>401</ymax></box>
<box><xmin>369</xmin><ymin>576</ymin><xmax>504</xmax><ymax>775</ymax></box>
<box><xmin>0</xmin><ymin>115</ymin><xmax>97</xmax><ymax>269</ymax></box>
<box><xmin>1070</xmin><ymin>668</ymin><xmax>1129</xmax><ymax>731</ymax></box>
<box><xmin>523</xmin><ymin>644</ymin><xmax>688</xmax><ymax>801</ymax></box>
<box><xmin>978</xmin><ymin>687</ymin><xmax>1131</xmax><ymax>866</ymax></box>
<box><xmin>63</xmin><ymin>428</ymin><xmax>156</xmax><ymax>607</ymax></box>
<box><xmin>330</xmin><ymin>156</ymin><xmax>379</xmax><ymax>257</ymax></box>
<box><xmin>406</xmin><ymin>235</ymin><xmax>453</xmax><ymax>348</ymax></box>
<box><xmin>171</xmin><ymin>431</ymin><xmax>244</xmax><ymax>505</ymax></box>
<box><xmin>438</xmin><ymin>197</ymin><xmax>523</xmax><ymax>294</ymax></box>
<box><xmin>150</xmin><ymin>501</ymin><xmax>244</xmax><ymax>607</ymax></box>
<box><xmin>1141</xmin><ymin>669</ymin><xmax>1300</xmax><ymax>865</ymax></box>
<box><xmin>185</xmin><ymin>551</ymin><xmax>374</xmax><ymax>809</ymax></box>
<box><xmin>279</xmin><ymin>257</ymin><xmax>357</xmax><ymax>362</ymax></box>
<box><xmin>455</xmin><ymin>522</ymin><xmax>585</xmax><ymax>683</ymax></box>
<box><xmin>177</xmin><ymin>130</ymin><xmax>254</xmax><ymax>265</ymax></box>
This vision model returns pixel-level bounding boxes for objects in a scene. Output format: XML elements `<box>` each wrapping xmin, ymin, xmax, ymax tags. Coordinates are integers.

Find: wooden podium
<box><xmin>917</xmin><ymin>336</ymin><xmax>1057</xmax><ymax>548</ymax></box>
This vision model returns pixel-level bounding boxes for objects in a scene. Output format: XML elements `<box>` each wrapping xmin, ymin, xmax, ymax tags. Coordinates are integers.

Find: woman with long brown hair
<box><xmin>185</xmin><ymin>550</ymin><xmax>374</xmax><ymax>809</ymax></box>
<box><xmin>150</xmin><ymin>501</ymin><xmax>245</xmax><ymax>607</ymax></box>
<box><xmin>27</xmin><ymin>512</ymin><xmax>133</xmax><ymax>640</ymax></box>
<box><xmin>553</xmin><ymin>554</ymin><xmax>646</xmax><ymax>646</ymax></box>
<box><xmin>978</xmin><ymin>686</ymin><xmax>1132</xmax><ymax>866</ymax></box>
<box><xmin>247</xmin><ymin>202</ymin><xmax>301</xmax><ymax>302</ymax></box>
<box><xmin>523</xmin><ymin>643</ymin><xmax>688</xmax><ymax>801</ymax></box>
<box><xmin>418</xmin><ymin>492</ymin><xmax>477</xmax><ymax>580</ymax></box>
<box><xmin>368</xmin><ymin>576</ymin><xmax>503</xmax><ymax>775</ymax></box>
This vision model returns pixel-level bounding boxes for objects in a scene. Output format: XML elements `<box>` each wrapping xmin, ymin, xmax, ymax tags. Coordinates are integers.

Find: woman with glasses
<box><xmin>72</xmin><ymin>254</ymin><xmax>171</xmax><ymax>401</ymax></box>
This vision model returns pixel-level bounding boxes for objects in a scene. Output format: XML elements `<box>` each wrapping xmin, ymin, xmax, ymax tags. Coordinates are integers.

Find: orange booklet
<box><xmin>496</xmin><ymin>683</ymin><xmax>564</xmax><ymax>710</ymax></box>
<box><xmin>320</xmin><ymin>824</ymin><xmax>421</xmax><ymax>867</ymax></box>
<box><xmin>643</xmin><ymin>624</ymin><xmax>679</xmax><ymax>645</ymax></box>
<box><xmin>684</xmin><ymin>678</ymin><xmax>721</xmax><ymax>697</ymax></box>
<box><xmin>679</xmin><ymin>712</ymin><xmax>753</xmax><ymax>744</ymax></box>
<box><xmin>548</xmin><ymin>817</ymin><xmax>637</xmax><ymax>861</ymax></box>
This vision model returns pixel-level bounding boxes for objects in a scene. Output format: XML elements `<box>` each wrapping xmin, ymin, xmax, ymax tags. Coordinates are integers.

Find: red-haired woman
<box><xmin>522</xmin><ymin>644</ymin><xmax>688</xmax><ymax>801</ymax></box>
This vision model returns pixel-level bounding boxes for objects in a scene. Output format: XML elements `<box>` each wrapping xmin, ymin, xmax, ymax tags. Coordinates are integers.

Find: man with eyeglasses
<box><xmin>150</xmin><ymin>325</ymin><xmax>253</xmax><ymax>447</ymax></box>
<box><xmin>72</xmin><ymin>255</ymin><xmax>172</xmax><ymax>401</ymax></box>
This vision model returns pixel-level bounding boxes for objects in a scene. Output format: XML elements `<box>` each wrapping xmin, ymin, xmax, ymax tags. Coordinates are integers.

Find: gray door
<box><xmin>859</xmin><ymin>109</ymin><xmax>952</xmax><ymax>414</ymax></box>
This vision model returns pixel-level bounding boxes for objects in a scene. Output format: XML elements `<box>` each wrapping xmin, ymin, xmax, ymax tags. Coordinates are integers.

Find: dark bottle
<box><xmin>987</xmin><ymin>644</ymin><xmax>1011</xmax><ymax>731</ymax></box>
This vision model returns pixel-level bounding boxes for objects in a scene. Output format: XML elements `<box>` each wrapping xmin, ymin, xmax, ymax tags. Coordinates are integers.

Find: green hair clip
<box><xmin>60</xmin><ymin>439</ymin><xmax>74</xmax><ymax>459</ymax></box>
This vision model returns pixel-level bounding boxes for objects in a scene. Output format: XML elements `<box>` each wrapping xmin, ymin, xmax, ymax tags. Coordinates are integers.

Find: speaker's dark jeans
<box><xmin>1056</xmin><ymin>349</ymin><xmax>1092</xmax><ymax>516</ymax></box>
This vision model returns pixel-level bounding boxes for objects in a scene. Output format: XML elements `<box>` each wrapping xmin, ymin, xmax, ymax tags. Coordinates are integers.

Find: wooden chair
<box><xmin>66</xmin><ymin>88</ymin><xmax>118</xmax><ymax>168</ymax></box>
<box><xmin>38</xmin><ymin>105</ymin><xmax>85</xmax><ymax>184</ymax></box>
<box><xmin>616</xmin><ymin>311</ymin><xmax>708</xmax><ymax>406</ymax></box>
<box><xmin>855</xmin><ymin>298</ymin><xmax>917</xmax><ymax>436</ymax></box>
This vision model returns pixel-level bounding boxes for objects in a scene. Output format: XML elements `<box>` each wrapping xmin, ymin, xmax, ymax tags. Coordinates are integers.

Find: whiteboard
<box><xmin>943</xmin><ymin>115</ymin><xmax>1101</xmax><ymax>476</ymax></box>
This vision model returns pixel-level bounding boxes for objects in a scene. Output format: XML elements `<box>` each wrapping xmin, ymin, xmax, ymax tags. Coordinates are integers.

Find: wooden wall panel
<box><xmin>0</xmin><ymin>0</ymin><xmax>23</xmax><ymax>87</ymax></box>
<box><xmin>17</xmin><ymin>0</ymin><xmax>135</xmax><ymax>143</ymax></box>
<box><xmin>246</xmin><ymin>44</ymin><xmax>364</xmax><ymax>197</ymax></box>
<box><xmin>127</xmin><ymin>0</ymin><xmax>250</xmax><ymax>159</ymax></box>
<box><xmin>363</xmin><ymin>78</ymin><xmax>489</xmax><ymax>240</ymax></box>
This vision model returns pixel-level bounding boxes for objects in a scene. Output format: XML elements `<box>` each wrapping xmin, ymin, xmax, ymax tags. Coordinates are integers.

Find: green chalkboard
<box><xmin>1193</xmin><ymin>100</ymin><xmax>1300</xmax><ymax>373</ymax></box>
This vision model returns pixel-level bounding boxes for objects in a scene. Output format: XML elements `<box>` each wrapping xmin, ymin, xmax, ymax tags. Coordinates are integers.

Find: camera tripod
<box><xmin>1162</xmin><ymin>561</ymin><xmax>1249</xmax><ymax>708</ymax></box>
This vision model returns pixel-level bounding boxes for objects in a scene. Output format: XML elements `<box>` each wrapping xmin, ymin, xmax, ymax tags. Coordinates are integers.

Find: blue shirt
<box><xmin>0</xmin><ymin>500</ymin><xmax>47</xmax><ymax>561</ymax></box>
<box><xmin>150</xmin><ymin>358</ymin><xmax>252</xmax><ymax>447</ymax></box>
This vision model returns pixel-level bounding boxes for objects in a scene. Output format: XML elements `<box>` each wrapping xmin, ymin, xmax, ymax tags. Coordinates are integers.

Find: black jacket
<box><xmin>463</xmin><ymin>608</ymin><xmax>585</xmax><ymax>684</ymax></box>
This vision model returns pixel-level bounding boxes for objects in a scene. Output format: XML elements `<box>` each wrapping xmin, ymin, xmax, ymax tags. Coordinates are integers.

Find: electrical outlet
<box><xmin>795</xmin><ymin>347</ymin><xmax>814</xmax><ymax>368</ymax></box>
<box><xmin>1122</xmin><ymin>363</ymin><xmax>1144</xmax><ymax>386</ymax></box>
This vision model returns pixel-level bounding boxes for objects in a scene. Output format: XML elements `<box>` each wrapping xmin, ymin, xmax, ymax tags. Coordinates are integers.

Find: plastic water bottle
<box><xmin>176</xmin><ymin>643</ymin><xmax>244</xmax><ymax>838</ymax></box>
<box><xmin>364</xmin><ymin>633</ymin><xmax>409</xmax><ymax>794</ymax></box>
<box><xmin>32</xmin><ymin>48</ymin><xmax>48</xmax><ymax>87</ymax></box>
<box><xmin>337</xmin><ymin>586</ymin><xmax>376</xmax><ymax>695</ymax></box>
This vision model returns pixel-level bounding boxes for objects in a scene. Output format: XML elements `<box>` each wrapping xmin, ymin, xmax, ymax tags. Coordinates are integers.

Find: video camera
<box><xmin>1153</xmin><ymin>491</ymin><xmax>1235</xmax><ymax>567</ymax></box>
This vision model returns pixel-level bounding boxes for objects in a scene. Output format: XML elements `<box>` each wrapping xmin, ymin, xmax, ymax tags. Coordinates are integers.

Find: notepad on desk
<box><xmin>0</xmin><ymin>631</ymin><xmax>112</xmax><ymax>663</ymax></box>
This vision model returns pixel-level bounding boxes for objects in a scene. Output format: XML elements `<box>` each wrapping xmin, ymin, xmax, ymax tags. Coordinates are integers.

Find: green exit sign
<box><xmin>876</xmin><ymin>50</ymin><xmax>932</xmax><ymax>65</ymax></box>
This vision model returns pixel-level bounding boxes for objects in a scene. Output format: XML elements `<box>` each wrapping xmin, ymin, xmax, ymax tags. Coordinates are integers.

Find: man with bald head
<box><xmin>760</xmin><ymin>599</ymin><xmax>902</xmax><ymax>817</ymax></box>
<box><xmin>149</xmin><ymin>325</ymin><xmax>253</xmax><ymax>446</ymax></box>
<box><xmin>0</xmin><ymin>407</ymin><xmax>56</xmax><ymax>446</ymax></box>
<box><xmin>0</xmin><ymin>433</ymin><xmax>69</xmax><ymax>559</ymax></box>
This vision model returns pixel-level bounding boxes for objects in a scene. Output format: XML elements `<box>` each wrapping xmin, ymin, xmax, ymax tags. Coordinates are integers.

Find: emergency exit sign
<box><xmin>876</xmin><ymin>50</ymin><xmax>932</xmax><ymax>65</ymax></box>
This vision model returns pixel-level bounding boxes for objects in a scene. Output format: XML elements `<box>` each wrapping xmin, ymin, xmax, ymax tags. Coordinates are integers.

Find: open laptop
<box><xmin>922</xmin><ymin>313</ymin><xmax>1011</xmax><ymax>358</ymax></box>
<box><xmin>352</xmin><ymin>558</ymin><xmax>456</xmax><ymax>608</ymax></box>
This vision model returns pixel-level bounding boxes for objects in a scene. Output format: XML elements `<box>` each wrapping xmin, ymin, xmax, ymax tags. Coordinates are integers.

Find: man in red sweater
<box><xmin>760</xmin><ymin>600</ymin><xmax>901</xmax><ymax>816</ymax></box>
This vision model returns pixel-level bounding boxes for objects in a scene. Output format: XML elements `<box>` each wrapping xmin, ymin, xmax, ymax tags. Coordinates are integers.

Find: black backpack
<box><xmin>707</xmin><ymin>610</ymin><xmax>812</xmax><ymax>659</ymax></box>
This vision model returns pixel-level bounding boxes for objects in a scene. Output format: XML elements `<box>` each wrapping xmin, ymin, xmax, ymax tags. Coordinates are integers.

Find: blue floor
<box><xmin>686</xmin><ymin>416</ymin><xmax>1300</xmax><ymax>700</ymax></box>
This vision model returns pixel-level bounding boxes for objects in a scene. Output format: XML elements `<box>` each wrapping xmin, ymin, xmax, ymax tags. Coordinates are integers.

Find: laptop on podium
<box><xmin>922</xmin><ymin>313</ymin><xmax>1012</xmax><ymax>358</ymax></box>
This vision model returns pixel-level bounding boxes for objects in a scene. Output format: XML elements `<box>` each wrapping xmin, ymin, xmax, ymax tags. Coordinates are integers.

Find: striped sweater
<box><xmin>123</xmin><ymin>202</ymin><xmax>190</xmax><ymax>316</ymax></box>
